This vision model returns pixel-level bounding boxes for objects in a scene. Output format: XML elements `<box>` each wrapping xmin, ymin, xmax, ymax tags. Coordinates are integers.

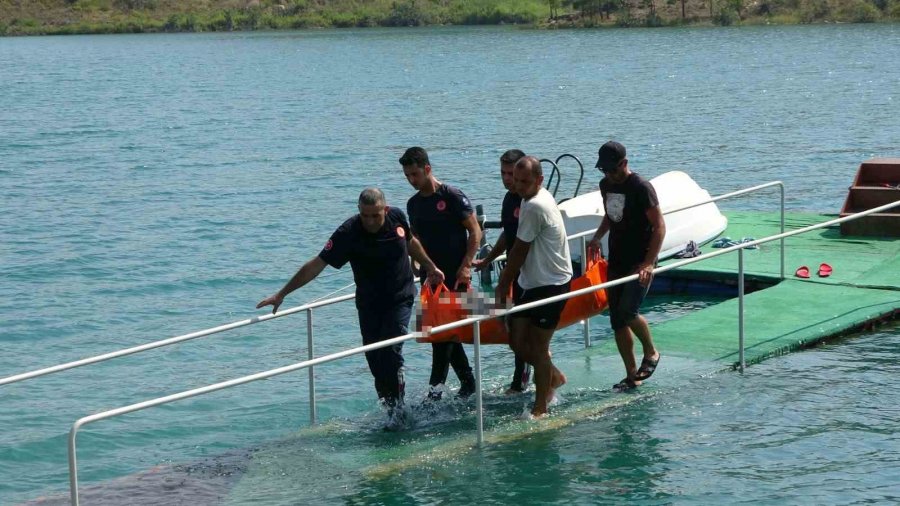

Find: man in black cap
<box><xmin>587</xmin><ymin>141</ymin><xmax>665</xmax><ymax>392</ymax></box>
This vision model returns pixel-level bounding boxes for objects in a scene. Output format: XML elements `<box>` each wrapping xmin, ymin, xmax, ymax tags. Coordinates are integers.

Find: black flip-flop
<box><xmin>634</xmin><ymin>355</ymin><xmax>660</xmax><ymax>381</ymax></box>
<box><xmin>612</xmin><ymin>378</ymin><xmax>638</xmax><ymax>392</ymax></box>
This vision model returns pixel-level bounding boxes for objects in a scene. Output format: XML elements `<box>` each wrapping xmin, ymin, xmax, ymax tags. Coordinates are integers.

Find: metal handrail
<box><xmin>66</xmin><ymin>199</ymin><xmax>900</xmax><ymax>505</ymax></box>
<box><xmin>541</xmin><ymin>158</ymin><xmax>562</xmax><ymax>198</ymax></box>
<box><xmin>554</xmin><ymin>153</ymin><xmax>585</xmax><ymax>198</ymax></box>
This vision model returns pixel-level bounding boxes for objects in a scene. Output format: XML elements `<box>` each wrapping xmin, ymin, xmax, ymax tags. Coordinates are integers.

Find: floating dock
<box><xmin>649</xmin><ymin>210</ymin><xmax>899</xmax><ymax>369</ymax></box>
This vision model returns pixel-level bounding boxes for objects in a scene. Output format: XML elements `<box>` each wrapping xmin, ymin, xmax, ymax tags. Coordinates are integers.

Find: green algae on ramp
<box><xmin>220</xmin><ymin>391</ymin><xmax>646</xmax><ymax>503</ymax></box>
<box><xmin>220</xmin><ymin>348</ymin><xmax>715</xmax><ymax>500</ymax></box>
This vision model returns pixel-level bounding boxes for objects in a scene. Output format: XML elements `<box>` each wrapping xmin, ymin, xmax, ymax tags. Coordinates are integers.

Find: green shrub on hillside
<box><xmin>714</xmin><ymin>5</ymin><xmax>740</xmax><ymax>23</ymax></box>
<box><xmin>836</xmin><ymin>0</ymin><xmax>880</xmax><ymax>20</ymax></box>
<box><xmin>386</xmin><ymin>0</ymin><xmax>432</xmax><ymax>26</ymax></box>
<box><xmin>799</xmin><ymin>0</ymin><xmax>830</xmax><ymax>21</ymax></box>
<box><xmin>164</xmin><ymin>13</ymin><xmax>197</xmax><ymax>32</ymax></box>
<box><xmin>889</xmin><ymin>0</ymin><xmax>900</xmax><ymax>17</ymax></box>
<box><xmin>115</xmin><ymin>0</ymin><xmax>157</xmax><ymax>10</ymax></box>
<box><xmin>2</xmin><ymin>0</ymin><xmax>900</xmax><ymax>35</ymax></box>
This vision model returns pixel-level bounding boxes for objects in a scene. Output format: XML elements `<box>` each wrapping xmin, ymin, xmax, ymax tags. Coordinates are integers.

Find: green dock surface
<box><xmin>628</xmin><ymin>211</ymin><xmax>900</xmax><ymax>369</ymax></box>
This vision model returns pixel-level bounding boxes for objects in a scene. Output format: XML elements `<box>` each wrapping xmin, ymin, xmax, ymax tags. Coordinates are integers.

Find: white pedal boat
<box><xmin>558</xmin><ymin>170</ymin><xmax>728</xmax><ymax>262</ymax></box>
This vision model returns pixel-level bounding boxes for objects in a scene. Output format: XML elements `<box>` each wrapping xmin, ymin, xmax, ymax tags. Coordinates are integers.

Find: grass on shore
<box><xmin>1</xmin><ymin>0</ymin><xmax>899</xmax><ymax>36</ymax></box>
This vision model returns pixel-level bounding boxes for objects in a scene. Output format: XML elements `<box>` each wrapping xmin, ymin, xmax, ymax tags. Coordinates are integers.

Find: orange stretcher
<box><xmin>417</xmin><ymin>255</ymin><xmax>608</xmax><ymax>344</ymax></box>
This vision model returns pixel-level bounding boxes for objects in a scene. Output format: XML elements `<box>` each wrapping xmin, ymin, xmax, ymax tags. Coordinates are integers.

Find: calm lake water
<box><xmin>1</xmin><ymin>25</ymin><xmax>899</xmax><ymax>504</ymax></box>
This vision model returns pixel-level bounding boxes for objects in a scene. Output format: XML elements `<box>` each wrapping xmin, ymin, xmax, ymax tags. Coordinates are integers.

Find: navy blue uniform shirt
<box><xmin>406</xmin><ymin>184</ymin><xmax>473</xmax><ymax>279</ymax></box>
<box><xmin>500</xmin><ymin>190</ymin><xmax>522</xmax><ymax>248</ymax></box>
<box><xmin>599</xmin><ymin>172</ymin><xmax>660</xmax><ymax>273</ymax></box>
<box><xmin>318</xmin><ymin>207</ymin><xmax>415</xmax><ymax>305</ymax></box>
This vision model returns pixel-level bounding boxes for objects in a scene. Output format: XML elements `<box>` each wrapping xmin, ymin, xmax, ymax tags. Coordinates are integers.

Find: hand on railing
<box><xmin>257</xmin><ymin>292</ymin><xmax>285</xmax><ymax>314</ymax></box>
<box><xmin>635</xmin><ymin>263</ymin><xmax>654</xmax><ymax>287</ymax></box>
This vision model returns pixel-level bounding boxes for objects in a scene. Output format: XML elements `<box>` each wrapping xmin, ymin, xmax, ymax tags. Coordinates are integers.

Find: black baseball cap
<box><xmin>595</xmin><ymin>141</ymin><xmax>626</xmax><ymax>171</ymax></box>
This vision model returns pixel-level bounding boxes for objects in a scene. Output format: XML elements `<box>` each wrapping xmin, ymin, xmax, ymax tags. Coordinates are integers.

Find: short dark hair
<box><xmin>515</xmin><ymin>156</ymin><xmax>542</xmax><ymax>177</ymax></box>
<box><xmin>358</xmin><ymin>187</ymin><xmax>385</xmax><ymax>207</ymax></box>
<box><xmin>500</xmin><ymin>149</ymin><xmax>526</xmax><ymax>164</ymax></box>
<box><xmin>399</xmin><ymin>147</ymin><xmax>430</xmax><ymax>168</ymax></box>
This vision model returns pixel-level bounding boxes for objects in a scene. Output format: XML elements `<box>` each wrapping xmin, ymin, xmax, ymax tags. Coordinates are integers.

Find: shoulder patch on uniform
<box><xmin>324</xmin><ymin>239</ymin><xmax>333</xmax><ymax>251</ymax></box>
<box><xmin>396</xmin><ymin>226</ymin><xmax>405</xmax><ymax>238</ymax></box>
<box><xmin>436</xmin><ymin>200</ymin><xmax>447</xmax><ymax>211</ymax></box>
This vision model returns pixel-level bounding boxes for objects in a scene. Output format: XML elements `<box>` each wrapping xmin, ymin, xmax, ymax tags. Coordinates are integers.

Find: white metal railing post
<box><xmin>307</xmin><ymin>308</ymin><xmax>317</xmax><ymax>426</ymax></box>
<box><xmin>68</xmin><ymin>424</ymin><xmax>80</xmax><ymax>506</ymax></box>
<box><xmin>738</xmin><ymin>249</ymin><xmax>746</xmax><ymax>373</ymax></box>
<box><xmin>581</xmin><ymin>235</ymin><xmax>591</xmax><ymax>348</ymax></box>
<box><xmin>780</xmin><ymin>184</ymin><xmax>785</xmax><ymax>280</ymax></box>
<box><xmin>473</xmin><ymin>321</ymin><xmax>483</xmax><ymax>446</ymax></box>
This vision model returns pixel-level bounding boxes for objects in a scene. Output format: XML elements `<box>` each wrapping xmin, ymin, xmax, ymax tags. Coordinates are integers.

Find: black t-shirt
<box><xmin>501</xmin><ymin>190</ymin><xmax>522</xmax><ymax>248</ymax></box>
<box><xmin>600</xmin><ymin>172</ymin><xmax>660</xmax><ymax>273</ymax></box>
<box><xmin>318</xmin><ymin>207</ymin><xmax>415</xmax><ymax>306</ymax></box>
<box><xmin>406</xmin><ymin>183</ymin><xmax>473</xmax><ymax>278</ymax></box>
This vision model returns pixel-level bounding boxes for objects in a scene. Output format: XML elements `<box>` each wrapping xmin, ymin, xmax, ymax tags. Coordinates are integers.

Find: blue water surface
<box><xmin>1</xmin><ymin>25</ymin><xmax>899</xmax><ymax>504</ymax></box>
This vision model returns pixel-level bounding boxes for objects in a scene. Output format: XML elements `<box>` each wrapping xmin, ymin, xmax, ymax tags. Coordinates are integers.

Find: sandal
<box><xmin>612</xmin><ymin>378</ymin><xmax>638</xmax><ymax>392</ymax></box>
<box><xmin>712</xmin><ymin>237</ymin><xmax>736</xmax><ymax>248</ymax></box>
<box><xmin>634</xmin><ymin>355</ymin><xmax>660</xmax><ymax>381</ymax></box>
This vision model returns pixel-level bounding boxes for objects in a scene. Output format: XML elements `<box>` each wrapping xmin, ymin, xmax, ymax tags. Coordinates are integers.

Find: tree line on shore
<box><xmin>2</xmin><ymin>0</ymin><xmax>898</xmax><ymax>36</ymax></box>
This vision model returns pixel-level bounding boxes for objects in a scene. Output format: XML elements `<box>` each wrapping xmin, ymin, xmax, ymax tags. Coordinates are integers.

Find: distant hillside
<box><xmin>1</xmin><ymin>0</ymin><xmax>898</xmax><ymax>35</ymax></box>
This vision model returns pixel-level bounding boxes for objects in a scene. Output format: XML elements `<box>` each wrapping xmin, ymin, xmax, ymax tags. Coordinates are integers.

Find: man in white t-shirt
<box><xmin>496</xmin><ymin>156</ymin><xmax>573</xmax><ymax>418</ymax></box>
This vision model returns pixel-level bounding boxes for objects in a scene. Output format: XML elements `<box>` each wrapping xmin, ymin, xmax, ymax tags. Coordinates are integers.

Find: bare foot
<box><xmin>529</xmin><ymin>409</ymin><xmax>549</xmax><ymax>419</ymax></box>
<box><xmin>546</xmin><ymin>368</ymin><xmax>567</xmax><ymax>405</ymax></box>
<box><xmin>551</xmin><ymin>369</ymin><xmax>567</xmax><ymax>389</ymax></box>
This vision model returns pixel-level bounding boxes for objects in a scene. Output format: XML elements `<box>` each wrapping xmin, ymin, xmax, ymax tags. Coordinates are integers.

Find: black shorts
<box><xmin>511</xmin><ymin>280</ymin><xmax>571</xmax><ymax>330</ymax></box>
<box><xmin>607</xmin><ymin>267</ymin><xmax>650</xmax><ymax>330</ymax></box>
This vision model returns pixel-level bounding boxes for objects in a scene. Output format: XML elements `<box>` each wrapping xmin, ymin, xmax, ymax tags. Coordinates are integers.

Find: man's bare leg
<box><xmin>614</xmin><ymin>326</ymin><xmax>642</xmax><ymax>385</ymax></box>
<box><xmin>530</xmin><ymin>326</ymin><xmax>557</xmax><ymax>416</ymax></box>
<box><xmin>508</xmin><ymin>317</ymin><xmax>530</xmax><ymax>362</ymax></box>
<box><xmin>627</xmin><ymin>315</ymin><xmax>659</xmax><ymax>363</ymax></box>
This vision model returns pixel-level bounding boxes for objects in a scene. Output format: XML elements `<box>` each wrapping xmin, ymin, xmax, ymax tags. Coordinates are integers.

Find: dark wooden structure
<box><xmin>840</xmin><ymin>158</ymin><xmax>900</xmax><ymax>237</ymax></box>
